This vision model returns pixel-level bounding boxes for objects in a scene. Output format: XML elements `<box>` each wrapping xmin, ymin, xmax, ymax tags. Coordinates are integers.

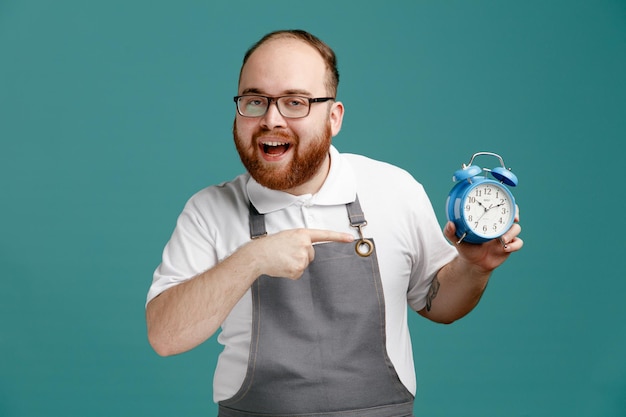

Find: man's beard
<box><xmin>233</xmin><ymin>121</ymin><xmax>332</xmax><ymax>192</ymax></box>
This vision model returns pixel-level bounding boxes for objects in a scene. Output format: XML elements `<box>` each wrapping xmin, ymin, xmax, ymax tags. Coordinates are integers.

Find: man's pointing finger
<box><xmin>307</xmin><ymin>229</ymin><xmax>354</xmax><ymax>244</ymax></box>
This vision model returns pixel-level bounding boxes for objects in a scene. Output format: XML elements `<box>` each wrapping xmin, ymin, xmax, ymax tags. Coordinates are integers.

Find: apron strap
<box><xmin>249</xmin><ymin>202</ymin><xmax>267</xmax><ymax>239</ymax></box>
<box><xmin>346</xmin><ymin>196</ymin><xmax>366</xmax><ymax>228</ymax></box>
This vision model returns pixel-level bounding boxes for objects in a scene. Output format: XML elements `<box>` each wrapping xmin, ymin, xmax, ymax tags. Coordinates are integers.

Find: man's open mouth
<box><xmin>261</xmin><ymin>141</ymin><xmax>291</xmax><ymax>156</ymax></box>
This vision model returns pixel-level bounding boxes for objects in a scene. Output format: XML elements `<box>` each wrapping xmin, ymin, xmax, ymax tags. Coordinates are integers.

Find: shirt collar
<box><xmin>247</xmin><ymin>145</ymin><xmax>357</xmax><ymax>214</ymax></box>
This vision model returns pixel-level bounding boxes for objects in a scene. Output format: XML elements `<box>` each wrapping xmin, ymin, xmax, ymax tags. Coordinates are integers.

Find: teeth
<box><xmin>262</xmin><ymin>141</ymin><xmax>288</xmax><ymax>146</ymax></box>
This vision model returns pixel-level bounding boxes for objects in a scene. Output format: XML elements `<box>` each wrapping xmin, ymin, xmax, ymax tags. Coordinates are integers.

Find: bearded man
<box><xmin>146</xmin><ymin>29</ymin><xmax>523</xmax><ymax>417</ymax></box>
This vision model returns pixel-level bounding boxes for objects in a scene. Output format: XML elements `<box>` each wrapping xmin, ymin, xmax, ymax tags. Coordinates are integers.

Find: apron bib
<box><xmin>218</xmin><ymin>197</ymin><xmax>414</xmax><ymax>417</ymax></box>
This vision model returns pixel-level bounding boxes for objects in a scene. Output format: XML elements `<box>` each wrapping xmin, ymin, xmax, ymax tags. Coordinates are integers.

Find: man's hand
<box><xmin>443</xmin><ymin>206</ymin><xmax>523</xmax><ymax>274</ymax></box>
<box><xmin>421</xmin><ymin>207</ymin><xmax>523</xmax><ymax>324</ymax></box>
<box><xmin>251</xmin><ymin>229</ymin><xmax>354</xmax><ymax>280</ymax></box>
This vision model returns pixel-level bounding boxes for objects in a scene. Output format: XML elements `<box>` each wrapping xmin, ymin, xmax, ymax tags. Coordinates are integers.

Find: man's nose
<box><xmin>260</xmin><ymin>100</ymin><xmax>286</xmax><ymax>129</ymax></box>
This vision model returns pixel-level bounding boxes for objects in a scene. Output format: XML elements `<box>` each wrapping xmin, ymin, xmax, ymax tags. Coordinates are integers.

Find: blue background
<box><xmin>2</xmin><ymin>1</ymin><xmax>625</xmax><ymax>416</ymax></box>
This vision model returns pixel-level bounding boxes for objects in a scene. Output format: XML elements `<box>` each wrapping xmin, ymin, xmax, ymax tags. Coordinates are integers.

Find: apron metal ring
<box><xmin>355</xmin><ymin>238</ymin><xmax>374</xmax><ymax>257</ymax></box>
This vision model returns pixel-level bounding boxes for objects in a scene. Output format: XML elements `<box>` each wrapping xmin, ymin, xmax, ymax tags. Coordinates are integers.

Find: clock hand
<box><xmin>475</xmin><ymin>201</ymin><xmax>491</xmax><ymax>223</ymax></box>
<box><xmin>482</xmin><ymin>201</ymin><xmax>506</xmax><ymax>215</ymax></box>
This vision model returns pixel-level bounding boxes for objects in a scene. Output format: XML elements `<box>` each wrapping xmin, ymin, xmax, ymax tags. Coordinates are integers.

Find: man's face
<box><xmin>233</xmin><ymin>37</ymin><xmax>343</xmax><ymax>195</ymax></box>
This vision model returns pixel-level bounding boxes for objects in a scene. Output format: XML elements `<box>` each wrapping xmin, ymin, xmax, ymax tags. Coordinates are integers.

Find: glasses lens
<box><xmin>238</xmin><ymin>96</ymin><xmax>268</xmax><ymax>117</ymax></box>
<box><xmin>277</xmin><ymin>96</ymin><xmax>310</xmax><ymax>118</ymax></box>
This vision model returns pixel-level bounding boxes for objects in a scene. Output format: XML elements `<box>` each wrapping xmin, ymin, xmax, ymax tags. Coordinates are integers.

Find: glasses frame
<box><xmin>233</xmin><ymin>95</ymin><xmax>335</xmax><ymax>119</ymax></box>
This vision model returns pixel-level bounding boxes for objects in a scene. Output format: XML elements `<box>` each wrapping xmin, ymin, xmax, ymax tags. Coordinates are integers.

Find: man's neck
<box><xmin>282</xmin><ymin>152</ymin><xmax>331</xmax><ymax>196</ymax></box>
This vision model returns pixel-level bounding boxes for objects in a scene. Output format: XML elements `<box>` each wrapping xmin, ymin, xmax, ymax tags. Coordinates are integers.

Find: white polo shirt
<box><xmin>148</xmin><ymin>145</ymin><xmax>458</xmax><ymax>402</ymax></box>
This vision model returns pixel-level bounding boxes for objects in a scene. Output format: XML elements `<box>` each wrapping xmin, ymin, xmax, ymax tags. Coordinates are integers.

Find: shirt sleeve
<box><xmin>405</xmin><ymin>183</ymin><xmax>458</xmax><ymax>312</ymax></box>
<box><xmin>146</xmin><ymin>197</ymin><xmax>219</xmax><ymax>306</ymax></box>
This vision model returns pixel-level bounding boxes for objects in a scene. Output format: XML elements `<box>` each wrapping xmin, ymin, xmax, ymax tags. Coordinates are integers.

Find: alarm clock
<box><xmin>446</xmin><ymin>152</ymin><xmax>518</xmax><ymax>244</ymax></box>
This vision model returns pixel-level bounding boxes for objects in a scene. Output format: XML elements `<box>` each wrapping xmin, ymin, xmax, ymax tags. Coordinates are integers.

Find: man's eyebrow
<box><xmin>240</xmin><ymin>88</ymin><xmax>263</xmax><ymax>95</ymax></box>
<box><xmin>240</xmin><ymin>88</ymin><xmax>313</xmax><ymax>96</ymax></box>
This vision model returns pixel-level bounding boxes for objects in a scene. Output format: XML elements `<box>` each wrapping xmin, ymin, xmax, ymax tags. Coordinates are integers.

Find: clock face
<box><xmin>462</xmin><ymin>182</ymin><xmax>514</xmax><ymax>238</ymax></box>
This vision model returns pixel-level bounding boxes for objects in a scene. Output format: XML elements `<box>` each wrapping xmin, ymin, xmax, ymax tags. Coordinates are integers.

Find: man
<box><xmin>146</xmin><ymin>29</ymin><xmax>522</xmax><ymax>417</ymax></box>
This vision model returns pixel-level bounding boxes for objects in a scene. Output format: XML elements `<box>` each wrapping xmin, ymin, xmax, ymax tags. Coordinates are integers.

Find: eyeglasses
<box><xmin>233</xmin><ymin>95</ymin><xmax>335</xmax><ymax>119</ymax></box>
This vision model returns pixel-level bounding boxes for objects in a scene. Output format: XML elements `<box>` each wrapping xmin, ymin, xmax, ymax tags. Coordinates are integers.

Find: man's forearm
<box><xmin>419</xmin><ymin>256</ymin><xmax>491</xmax><ymax>324</ymax></box>
<box><xmin>146</xmin><ymin>243</ymin><xmax>261</xmax><ymax>356</ymax></box>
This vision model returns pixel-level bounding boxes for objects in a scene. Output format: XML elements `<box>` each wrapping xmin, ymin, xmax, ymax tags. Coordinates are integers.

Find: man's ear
<box><xmin>329</xmin><ymin>101</ymin><xmax>344</xmax><ymax>137</ymax></box>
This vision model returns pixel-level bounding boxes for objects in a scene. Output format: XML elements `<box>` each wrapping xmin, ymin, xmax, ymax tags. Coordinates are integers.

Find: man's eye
<box><xmin>285</xmin><ymin>98</ymin><xmax>306</xmax><ymax>107</ymax></box>
<box><xmin>247</xmin><ymin>99</ymin><xmax>264</xmax><ymax>107</ymax></box>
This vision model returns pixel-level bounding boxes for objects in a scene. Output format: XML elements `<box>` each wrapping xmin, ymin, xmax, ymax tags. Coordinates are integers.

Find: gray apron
<box><xmin>218</xmin><ymin>197</ymin><xmax>414</xmax><ymax>417</ymax></box>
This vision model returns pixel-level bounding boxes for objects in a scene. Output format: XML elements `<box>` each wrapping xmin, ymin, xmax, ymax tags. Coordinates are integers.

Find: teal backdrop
<box><xmin>2</xmin><ymin>1</ymin><xmax>625</xmax><ymax>416</ymax></box>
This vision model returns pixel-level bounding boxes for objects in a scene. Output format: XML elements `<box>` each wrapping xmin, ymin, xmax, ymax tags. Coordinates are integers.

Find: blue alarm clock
<box><xmin>446</xmin><ymin>152</ymin><xmax>518</xmax><ymax>244</ymax></box>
